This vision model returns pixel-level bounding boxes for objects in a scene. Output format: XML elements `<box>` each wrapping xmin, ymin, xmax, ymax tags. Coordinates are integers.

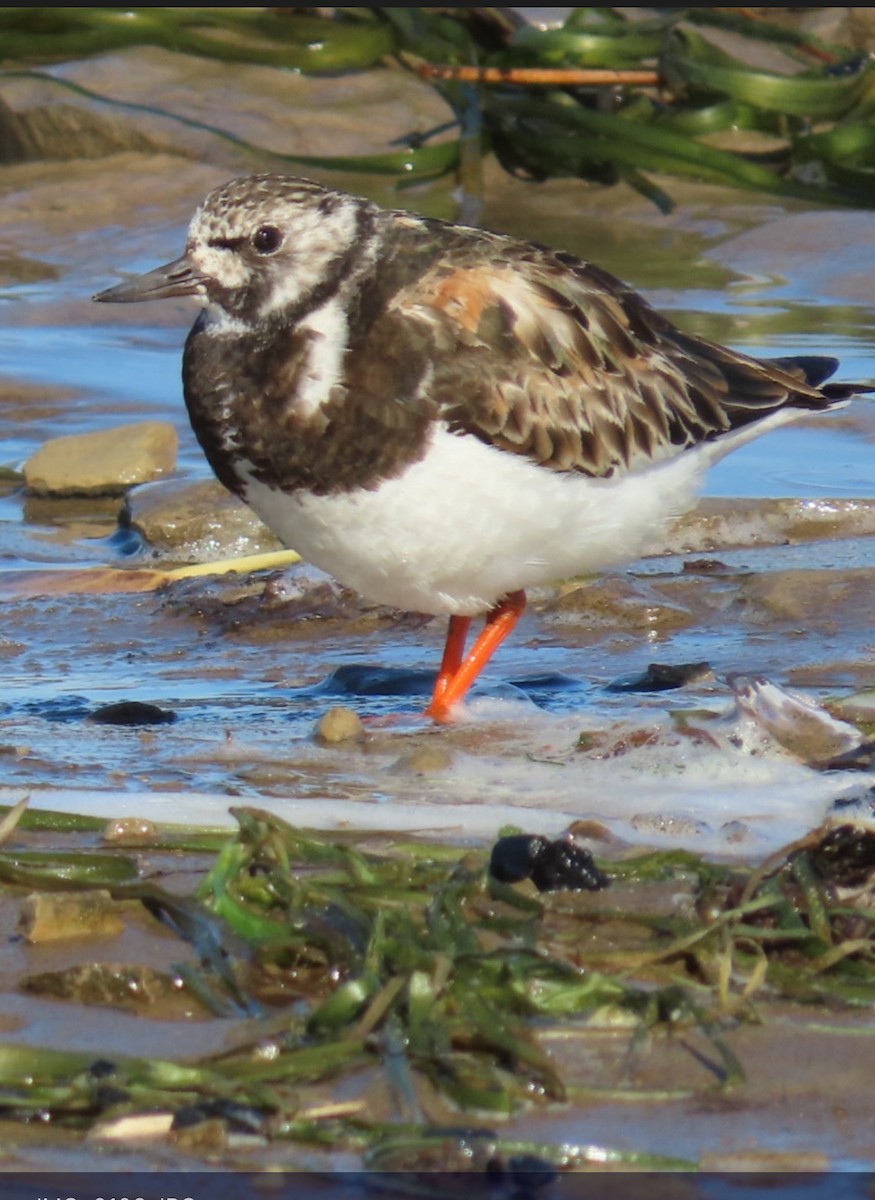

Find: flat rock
<box><xmin>124</xmin><ymin>476</ymin><xmax>283</xmax><ymax>559</ymax></box>
<box><xmin>24</xmin><ymin>421</ymin><xmax>177</xmax><ymax>496</ymax></box>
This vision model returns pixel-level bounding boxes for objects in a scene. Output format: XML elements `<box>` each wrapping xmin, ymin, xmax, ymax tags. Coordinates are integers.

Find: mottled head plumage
<box><xmin>185</xmin><ymin>173</ymin><xmax>379</xmax><ymax>325</ymax></box>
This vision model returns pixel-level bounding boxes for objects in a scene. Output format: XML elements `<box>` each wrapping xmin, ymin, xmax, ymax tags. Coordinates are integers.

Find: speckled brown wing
<box><xmin>392</xmin><ymin>244</ymin><xmax>846</xmax><ymax>479</ymax></box>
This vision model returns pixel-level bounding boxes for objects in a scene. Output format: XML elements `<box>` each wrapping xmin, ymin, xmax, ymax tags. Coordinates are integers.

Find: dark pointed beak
<box><xmin>93</xmin><ymin>253</ymin><xmax>207</xmax><ymax>304</ymax></box>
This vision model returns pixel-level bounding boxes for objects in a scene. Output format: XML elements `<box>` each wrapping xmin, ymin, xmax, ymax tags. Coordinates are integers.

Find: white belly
<box><xmin>238</xmin><ymin>424</ymin><xmax>725</xmax><ymax>616</ymax></box>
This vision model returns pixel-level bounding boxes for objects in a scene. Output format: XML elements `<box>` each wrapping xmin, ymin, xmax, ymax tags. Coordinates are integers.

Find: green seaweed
<box><xmin>0</xmin><ymin>803</ymin><xmax>872</xmax><ymax>1166</ymax></box>
<box><xmin>3</xmin><ymin>8</ymin><xmax>875</xmax><ymax>209</ymax></box>
<box><xmin>0</xmin><ymin>8</ymin><xmax>396</xmax><ymax>73</ymax></box>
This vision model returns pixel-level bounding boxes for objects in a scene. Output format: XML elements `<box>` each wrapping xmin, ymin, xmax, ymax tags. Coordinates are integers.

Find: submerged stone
<box><xmin>389</xmin><ymin>746</ymin><xmax>454</xmax><ymax>775</ymax></box>
<box><xmin>22</xmin><ymin>962</ymin><xmax>183</xmax><ymax>1008</ymax></box>
<box><xmin>124</xmin><ymin>477</ymin><xmax>283</xmax><ymax>560</ymax></box>
<box><xmin>89</xmin><ymin>700</ymin><xmax>177</xmax><ymax>726</ymax></box>
<box><xmin>608</xmin><ymin>660</ymin><xmax>713</xmax><ymax>693</ymax></box>
<box><xmin>547</xmin><ymin>575</ymin><xmax>694</xmax><ymax>632</ymax></box>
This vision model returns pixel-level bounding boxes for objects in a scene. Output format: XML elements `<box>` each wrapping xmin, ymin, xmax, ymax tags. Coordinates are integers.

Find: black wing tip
<box><xmin>771</xmin><ymin>354</ymin><xmax>839</xmax><ymax>388</ymax></box>
<box><xmin>772</xmin><ymin>354</ymin><xmax>875</xmax><ymax>403</ymax></box>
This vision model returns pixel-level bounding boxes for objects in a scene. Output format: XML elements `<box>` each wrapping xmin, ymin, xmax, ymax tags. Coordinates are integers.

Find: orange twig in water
<box><xmin>417</xmin><ymin>64</ymin><xmax>661</xmax><ymax>88</ymax></box>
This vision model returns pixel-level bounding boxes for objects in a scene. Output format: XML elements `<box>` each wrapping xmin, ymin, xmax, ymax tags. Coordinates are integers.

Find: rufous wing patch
<box><xmin>392</xmin><ymin>246</ymin><xmax>846</xmax><ymax>481</ymax></box>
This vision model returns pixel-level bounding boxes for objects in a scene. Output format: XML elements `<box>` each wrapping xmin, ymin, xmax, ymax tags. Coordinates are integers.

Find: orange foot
<box><xmin>425</xmin><ymin>590</ymin><xmax>526</xmax><ymax>723</ymax></box>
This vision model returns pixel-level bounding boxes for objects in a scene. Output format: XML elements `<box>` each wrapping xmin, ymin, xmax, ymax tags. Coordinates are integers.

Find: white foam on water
<box><xmin>9</xmin><ymin>692</ymin><xmax>871</xmax><ymax>860</ymax></box>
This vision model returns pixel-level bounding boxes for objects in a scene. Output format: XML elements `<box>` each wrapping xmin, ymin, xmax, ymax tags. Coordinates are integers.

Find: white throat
<box><xmin>292</xmin><ymin>296</ymin><xmax>349</xmax><ymax>419</ymax></box>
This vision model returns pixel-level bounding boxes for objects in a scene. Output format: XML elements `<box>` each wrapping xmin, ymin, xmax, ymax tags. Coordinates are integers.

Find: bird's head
<box><xmin>94</xmin><ymin>174</ymin><xmax>376</xmax><ymax>326</ymax></box>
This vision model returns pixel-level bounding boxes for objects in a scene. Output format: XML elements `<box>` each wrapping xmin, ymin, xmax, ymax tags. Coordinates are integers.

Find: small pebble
<box><xmin>566</xmin><ymin>818</ymin><xmax>618</xmax><ymax>845</ymax></box>
<box><xmin>102</xmin><ymin>817</ymin><xmax>158</xmax><ymax>845</ymax></box>
<box><xmin>314</xmin><ymin>705</ymin><xmax>364</xmax><ymax>745</ymax></box>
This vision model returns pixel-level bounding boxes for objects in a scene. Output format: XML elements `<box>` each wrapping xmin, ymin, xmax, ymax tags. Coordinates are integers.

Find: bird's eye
<box><xmin>251</xmin><ymin>225</ymin><xmax>283</xmax><ymax>255</ymax></box>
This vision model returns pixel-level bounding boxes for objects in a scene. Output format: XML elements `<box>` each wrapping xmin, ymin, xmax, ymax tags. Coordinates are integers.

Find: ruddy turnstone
<box><xmin>95</xmin><ymin>174</ymin><xmax>866</xmax><ymax>721</ymax></box>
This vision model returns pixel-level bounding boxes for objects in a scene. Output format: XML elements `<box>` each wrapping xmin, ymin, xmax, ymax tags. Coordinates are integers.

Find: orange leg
<box><xmin>429</xmin><ymin>614</ymin><xmax>472</xmax><ymax>709</ymax></box>
<box><xmin>426</xmin><ymin>590</ymin><xmax>526</xmax><ymax>723</ymax></box>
